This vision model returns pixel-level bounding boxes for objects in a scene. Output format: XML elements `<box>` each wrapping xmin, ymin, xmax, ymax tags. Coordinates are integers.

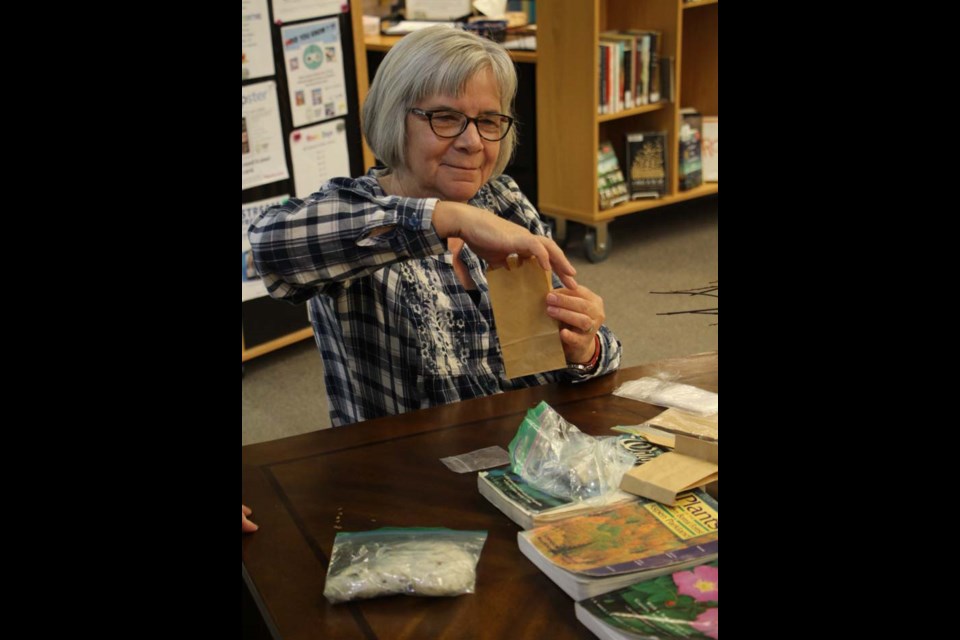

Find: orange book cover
<box><xmin>523</xmin><ymin>491</ymin><xmax>718</xmax><ymax>576</ymax></box>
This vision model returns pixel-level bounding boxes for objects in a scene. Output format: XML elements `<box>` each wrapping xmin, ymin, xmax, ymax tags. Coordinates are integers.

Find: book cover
<box><xmin>479</xmin><ymin>436</ymin><xmax>664</xmax><ymax>529</ymax></box>
<box><xmin>599</xmin><ymin>43</ymin><xmax>609</xmax><ymax>114</ymax></box>
<box><xmin>633</xmin><ymin>30</ymin><xmax>660</xmax><ymax>103</ymax></box>
<box><xmin>598</xmin><ymin>141</ymin><xmax>630</xmax><ymax>209</ymax></box>
<box><xmin>701</xmin><ymin>116</ymin><xmax>717</xmax><ymax>182</ymax></box>
<box><xmin>518</xmin><ymin>491</ymin><xmax>718</xmax><ymax>600</ymax></box>
<box><xmin>638</xmin><ymin>33</ymin><xmax>650</xmax><ymax>105</ymax></box>
<box><xmin>626</xmin><ymin>132</ymin><xmax>667</xmax><ymax>199</ymax></box>
<box><xmin>575</xmin><ymin>561</ymin><xmax>718</xmax><ymax>639</ymax></box>
<box><xmin>660</xmin><ymin>55</ymin><xmax>675</xmax><ymax>104</ymax></box>
<box><xmin>678</xmin><ymin>109</ymin><xmax>702</xmax><ymax>191</ymax></box>
<box><xmin>479</xmin><ymin>467</ymin><xmax>636</xmax><ymax>530</ymax></box>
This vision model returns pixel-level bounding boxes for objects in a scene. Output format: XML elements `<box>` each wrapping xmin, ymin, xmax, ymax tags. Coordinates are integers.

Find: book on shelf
<box><xmin>575</xmin><ymin>561</ymin><xmax>718</xmax><ymax>640</ymax></box>
<box><xmin>598</xmin><ymin>141</ymin><xmax>629</xmax><ymax>209</ymax></box>
<box><xmin>598</xmin><ymin>43</ymin><xmax>606</xmax><ymax>114</ymax></box>
<box><xmin>517</xmin><ymin>490</ymin><xmax>719</xmax><ymax>601</ymax></box>
<box><xmin>478</xmin><ymin>436</ymin><xmax>665</xmax><ymax>529</ymax></box>
<box><xmin>625</xmin><ymin>131</ymin><xmax>667</xmax><ymax>199</ymax></box>
<box><xmin>636</xmin><ymin>32</ymin><xmax>651</xmax><ymax>105</ymax></box>
<box><xmin>597</xmin><ymin>35</ymin><xmax>618</xmax><ymax>112</ymax></box>
<box><xmin>678</xmin><ymin>109</ymin><xmax>703</xmax><ymax>191</ymax></box>
<box><xmin>701</xmin><ymin>116</ymin><xmax>717</xmax><ymax>182</ymax></box>
<box><xmin>625</xmin><ymin>30</ymin><xmax>660</xmax><ymax>104</ymax></box>
<box><xmin>659</xmin><ymin>55</ymin><xmax>675</xmax><ymax>104</ymax></box>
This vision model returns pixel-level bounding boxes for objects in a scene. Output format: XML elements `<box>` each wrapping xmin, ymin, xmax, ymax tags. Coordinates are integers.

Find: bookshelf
<box><xmin>537</xmin><ymin>0</ymin><xmax>718</xmax><ymax>261</ymax></box>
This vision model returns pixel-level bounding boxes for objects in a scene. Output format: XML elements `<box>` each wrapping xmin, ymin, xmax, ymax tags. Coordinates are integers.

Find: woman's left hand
<box><xmin>546</xmin><ymin>286</ymin><xmax>605</xmax><ymax>363</ymax></box>
<box><xmin>243</xmin><ymin>504</ymin><xmax>259</xmax><ymax>533</ymax></box>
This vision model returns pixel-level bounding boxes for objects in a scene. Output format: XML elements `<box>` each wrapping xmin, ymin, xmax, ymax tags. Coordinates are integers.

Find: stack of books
<box><xmin>516</xmin><ymin>491</ymin><xmax>718</xmax><ymax>601</ymax></box>
<box><xmin>475</xmin><ymin>411</ymin><xmax>719</xmax><ymax>639</ymax></box>
<box><xmin>478</xmin><ymin>435</ymin><xmax>665</xmax><ymax>529</ymax></box>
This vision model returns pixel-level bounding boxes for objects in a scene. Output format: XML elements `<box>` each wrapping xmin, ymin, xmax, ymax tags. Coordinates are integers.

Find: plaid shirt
<box><xmin>249</xmin><ymin>170</ymin><xmax>622</xmax><ymax>426</ymax></box>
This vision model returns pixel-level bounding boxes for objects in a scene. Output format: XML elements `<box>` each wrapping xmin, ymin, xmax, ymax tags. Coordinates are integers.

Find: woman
<box><xmin>250</xmin><ymin>26</ymin><xmax>622</xmax><ymax>426</ymax></box>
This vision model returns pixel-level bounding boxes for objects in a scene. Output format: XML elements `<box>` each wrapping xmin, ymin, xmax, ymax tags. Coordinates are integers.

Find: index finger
<box><xmin>534</xmin><ymin>238</ymin><xmax>577</xmax><ymax>290</ymax></box>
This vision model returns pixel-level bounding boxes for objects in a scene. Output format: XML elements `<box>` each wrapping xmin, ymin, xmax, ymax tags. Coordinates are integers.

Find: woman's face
<box><xmin>400</xmin><ymin>69</ymin><xmax>502</xmax><ymax>203</ymax></box>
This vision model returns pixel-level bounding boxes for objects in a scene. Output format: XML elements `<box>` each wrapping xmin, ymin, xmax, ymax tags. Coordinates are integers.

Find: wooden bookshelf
<box><xmin>537</xmin><ymin>0</ymin><xmax>718</xmax><ymax>261</ymax></box>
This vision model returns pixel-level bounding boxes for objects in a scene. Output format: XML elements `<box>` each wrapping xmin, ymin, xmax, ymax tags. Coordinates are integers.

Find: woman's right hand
<box><xmin>433</xmin><ymin>201</ymin><xmax>578</xmax><ymax>289</ymax></box>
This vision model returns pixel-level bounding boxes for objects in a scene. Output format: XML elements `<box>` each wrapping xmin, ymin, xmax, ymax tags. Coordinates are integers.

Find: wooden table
<box><xmin>242</xmin><ymin>351</ymin><xmax>718</xmax><ymax>639</ymax></box>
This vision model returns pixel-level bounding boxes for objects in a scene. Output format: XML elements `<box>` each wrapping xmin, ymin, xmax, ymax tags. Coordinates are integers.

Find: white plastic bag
<box><xmin>614</xmin><ymin>377</ymin><xmax>718</xmax><ymax>416</ymax></box>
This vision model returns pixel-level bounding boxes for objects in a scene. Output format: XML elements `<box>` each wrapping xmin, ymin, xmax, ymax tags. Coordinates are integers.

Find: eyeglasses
<box><xmin>409</xmin><ymin>108</ymin><xmax>514</xmax><ymax>142</ymax></box>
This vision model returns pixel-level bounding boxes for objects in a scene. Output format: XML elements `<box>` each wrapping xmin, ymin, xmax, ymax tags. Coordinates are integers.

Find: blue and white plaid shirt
<box><xmin>249</xmin><ymin>170</ymin><xmax>622</xmax><ymax>426</ymax></box>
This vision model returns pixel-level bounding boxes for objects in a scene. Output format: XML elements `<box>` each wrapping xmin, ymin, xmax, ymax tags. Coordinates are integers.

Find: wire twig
<box><xmin>651</xmin><ymin>282</ymin><xmax>718</xmax><ymax>326</ymax></box>
<box><xmin>656</xmin><ymin>308</ymin><xmax>718</xmax><ymax>316</ymax></box>
<box><xmin>650</xmin><ymin>284</ymin><xmax>718</xmax><ymax>298</ymax></box>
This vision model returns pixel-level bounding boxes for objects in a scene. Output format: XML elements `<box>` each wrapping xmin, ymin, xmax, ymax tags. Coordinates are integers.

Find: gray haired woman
<box><xmin>250</xmin><ymin>26</ymin><xmax>621</xmax><ymax>427</ymax></box>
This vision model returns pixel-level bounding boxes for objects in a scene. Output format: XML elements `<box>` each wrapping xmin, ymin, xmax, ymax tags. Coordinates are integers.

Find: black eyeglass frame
<box><xmin>408</xmin><ymin>108</ymin><xmax>515</xmax><ymax>142</ymax></box>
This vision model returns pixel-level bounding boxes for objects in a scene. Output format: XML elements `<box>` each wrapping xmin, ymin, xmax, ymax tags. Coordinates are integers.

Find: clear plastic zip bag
<box><xmin>508</xmin><ymin>401</ymin><xmax>635</xmax><ymax>500</ymax></box>
<box><xmin>323</xmin><ymin>527</ymin><xmax>488</xmax><ymax>603</ymax></box>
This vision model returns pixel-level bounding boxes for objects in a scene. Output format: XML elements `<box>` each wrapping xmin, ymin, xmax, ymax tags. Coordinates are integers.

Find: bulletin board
<box><xmin>242</xmin><ymin>0</ymin><xmax>371</xmax><ymax>360</ymax></box>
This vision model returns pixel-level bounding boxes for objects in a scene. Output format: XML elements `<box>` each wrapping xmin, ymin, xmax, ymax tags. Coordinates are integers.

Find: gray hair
<box><xmin>362</xmin><ymin>25</ymin><xmax>518</xmax><ymax>178</ymax></box>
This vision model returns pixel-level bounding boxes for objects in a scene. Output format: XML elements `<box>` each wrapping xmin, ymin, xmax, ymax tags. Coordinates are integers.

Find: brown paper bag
<box><xmin>646</xmin><ymin>408</ymin><xmax>719</xmax><ymax>441</ymax></box>
<box><xmin>619</xmin><ymin>435</ymin><xmax>718</xmax><ymax>506</ymax></box>
<box><xmin>486</xmin><ymin>256</ymin><xmax>566</xmax><ymax>379</ymax></box>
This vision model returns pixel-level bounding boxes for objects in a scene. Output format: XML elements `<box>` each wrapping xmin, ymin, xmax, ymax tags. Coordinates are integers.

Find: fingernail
<box><xmin>546</xmin><ymin>293</ymin><xmax>558</xmax><ymax>304</ymax></box>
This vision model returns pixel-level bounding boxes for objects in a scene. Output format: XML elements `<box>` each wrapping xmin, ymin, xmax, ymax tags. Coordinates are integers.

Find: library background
<box><xmin>241</xmin><ymin>0</ymin><xmax>717</xmax><ymax>362</ymax></box>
